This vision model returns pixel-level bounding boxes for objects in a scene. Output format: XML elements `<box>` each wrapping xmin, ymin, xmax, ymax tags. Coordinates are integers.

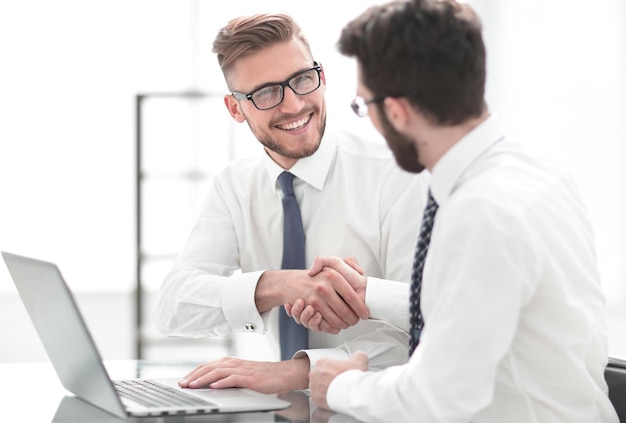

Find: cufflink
<box><xmin>244</xmin><ymin>323</ymin><xmax>255</xmax><ymax>331</ymax></box>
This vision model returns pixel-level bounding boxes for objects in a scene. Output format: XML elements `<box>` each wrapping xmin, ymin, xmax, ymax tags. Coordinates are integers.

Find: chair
<box><xmin>606</xmin><ymin>356</ymin><xmax>626</xmax><ymax>422</ymax></box>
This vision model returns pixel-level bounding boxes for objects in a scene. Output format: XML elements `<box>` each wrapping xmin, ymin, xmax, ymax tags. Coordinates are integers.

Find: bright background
<box><xmin>1</xmin><ymin>0</ymin><xmax>625</xmax><ymax>358</ymax></box>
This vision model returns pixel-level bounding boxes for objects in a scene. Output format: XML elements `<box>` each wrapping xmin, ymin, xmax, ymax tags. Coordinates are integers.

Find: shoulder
<box><xmin>212</xmin><ymin>153</ymin><xmax>266</xmax><ymax>188</ymax></box>
<box><xmin>445</xmin><ymin>140</ymin><xmax>584</xmax><ymax>239</ymax></box>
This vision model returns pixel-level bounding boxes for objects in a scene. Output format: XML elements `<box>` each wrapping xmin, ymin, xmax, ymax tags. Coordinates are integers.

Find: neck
<box><xmin>418</xmin><ymin>111</ymin><xmax>490</xmax><ymax>171</ymax></box>
<box><xmin>265</xmin><ymin>148</ymin><xmax>298</xmax><ymax>170</ymax></box>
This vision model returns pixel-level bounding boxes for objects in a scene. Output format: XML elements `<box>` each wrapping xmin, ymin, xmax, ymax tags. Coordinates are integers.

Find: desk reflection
<box><xmin>52</xmin><ymin>391</ymin><xmax>361</xmax><ymax>423</ymax></box>
<box><xmin>0</xmin><ymin>361</ymin><xmax>362</xmax><ymax>423</ymax></box>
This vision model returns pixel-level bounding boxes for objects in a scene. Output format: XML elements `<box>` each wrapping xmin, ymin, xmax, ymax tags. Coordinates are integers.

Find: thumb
<box><xmin>343</xmin><ymin>256</ymin><xmax>364</xmax><ymax>275</ymax></box>
<box><xmin>307</xmin><ymin>255</ymin><xmax>324</xmax><ymax>276</ymax></box>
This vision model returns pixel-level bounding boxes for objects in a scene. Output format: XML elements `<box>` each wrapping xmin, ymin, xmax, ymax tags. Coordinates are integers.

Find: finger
<box><xmin>204</xmin><ymin>373</ymin><xmax>244</xmax><ymax>389</ymax></box>
<box><xmin>307</xmin><ymin>311</ymin><xmax>324</xmax><ymax>332</ymax></box>
<box><xmin>309</xmin><ymin>258</ymin><xmax>369</xmax><ymax>319</ymax></box>
<box><xmin>284</xmin><ymin>302</ymin><xmax>293</xmax><ymax>317</ymax></box>
<box><xmin>185</xmin><ymin>360</ymin><xmax>248</xmax><ymax>389</ymax></box>
<box><xmin>309</xmin><ymin>291</ymin><xmax>352</xmax><ymax>330</ymax></box>
<box><xmin>299</xmin><ymin>304</ymin><xmax>317</xmax><ymax>328</ymax></box>
<box><xmin>317</xmin><ymin>318</ymin><xmax>340</xmax><ymax>335</ymax></box>
<box><xmin>181</xmin><ymin>357</ymin><xmax>236</xmax><ymax>387</ymax></box>
<box><xmin>327</xmin><ymin>274</ymin><xmax>369</xmax><ymax>320</ymax></box>
<box><xmin>181</xmin><ymin>363</ymin><xmax>216</xmax><ymax>385</ymax></box>
<box><xmin>289</xmin><ymin>299</ymin><xmax>306</xmax><ymax>324</ymax></box>
<box><xmin>186</xmin><ymin>368</ymin><xmax>222</xmax><ymax>388</ymax></box>
<box><xmin>307</xmin><ymin>255</ymin><xmax>325</xmax><ymax>276</ymax></box>
<box><xmin>343</xmin><ymin>256</ymin><xmax>364</xmax><ymax>275</ymax></box>
<box><xmin>313</xmin><ymin>275</ymin><xmax>365</xmax><ymax>324</ymax></box>
<box><xmin>190</xmin><ymin>371</ymin><xmax>239</xmax><ymax>389</ymax></box>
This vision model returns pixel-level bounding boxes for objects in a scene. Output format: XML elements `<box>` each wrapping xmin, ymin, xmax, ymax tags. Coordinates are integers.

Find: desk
<box><xmin>0</xmin><ymin>361</ymin><xmax>360</xmax><ymax>422</ymax></box>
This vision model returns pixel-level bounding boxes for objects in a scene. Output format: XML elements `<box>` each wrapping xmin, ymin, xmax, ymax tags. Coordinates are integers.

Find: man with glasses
<box><xmin>155</xmin><ymin>12</ymin><xmax>429</xmax><ymax>394</ymax></box>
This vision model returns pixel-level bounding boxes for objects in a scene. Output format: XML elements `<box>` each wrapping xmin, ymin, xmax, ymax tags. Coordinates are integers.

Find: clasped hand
<box><xmin>285</xmin><ymin>256</ymin><xmax>368</xmax><ymax>334</ymax></box>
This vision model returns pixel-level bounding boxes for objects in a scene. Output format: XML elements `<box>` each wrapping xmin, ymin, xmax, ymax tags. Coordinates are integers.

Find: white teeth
<box><xmin>279</xmin><ymin>116</ymin><xmax>309</xmax><ymax>130</ymax></box>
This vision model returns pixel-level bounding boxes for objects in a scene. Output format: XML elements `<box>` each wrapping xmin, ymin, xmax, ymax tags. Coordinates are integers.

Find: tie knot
<box><xmin>278</xmin><ymin>171</ymin><xmax>295</xmax><ymax>196</ymax></box>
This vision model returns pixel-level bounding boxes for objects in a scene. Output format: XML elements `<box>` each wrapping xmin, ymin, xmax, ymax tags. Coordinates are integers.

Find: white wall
<box><xmin>0</xmin><ymin>0</ymin><xmax>384</xmax><ymax>295</ymax></box>
<box><xmin>1</xmin><ymin>0</ymin><xmax>625</xmax><ymax>352</ymax></box>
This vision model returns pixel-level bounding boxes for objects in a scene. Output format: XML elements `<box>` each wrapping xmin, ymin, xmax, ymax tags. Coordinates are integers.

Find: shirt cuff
<box><xmin>365</xmin><ymin>277</ymin><xmax>410</xmax><ymax>332</ymax></box>
<box><xmin>221</xmin><ymin>270</ymin><xmax>266</xmax><ymax>333</ymax></box>
<box><xmin>293</xmin><ymin>348</ymin><xmax>350</xmax><ymax>370</ymax></box>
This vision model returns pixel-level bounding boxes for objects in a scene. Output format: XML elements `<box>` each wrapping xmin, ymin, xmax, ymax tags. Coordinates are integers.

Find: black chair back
<box><xmin>606</xmin><ymin>357</ymin><xmax>626</xmax><ymax>422</ymax></box>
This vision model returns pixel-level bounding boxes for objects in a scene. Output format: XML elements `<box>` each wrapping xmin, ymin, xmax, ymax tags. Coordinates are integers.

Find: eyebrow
<box><xmin>246</xmin><ymin>64</ymin><xmax>315</xmax><ymax>94</ymax></box>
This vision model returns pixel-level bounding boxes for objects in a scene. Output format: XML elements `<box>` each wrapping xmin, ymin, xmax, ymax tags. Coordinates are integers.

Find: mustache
<box><xmin>271</xmin><ymin>108</ymin><xmax>316</xmax><ymax>127</ymax></box>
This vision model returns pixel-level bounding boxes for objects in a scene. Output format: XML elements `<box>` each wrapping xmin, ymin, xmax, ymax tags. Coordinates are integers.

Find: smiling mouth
<box><xmin>276</xmin><ymin>114</ymin><xmax>311</xmax><ymax>131</ymax></box>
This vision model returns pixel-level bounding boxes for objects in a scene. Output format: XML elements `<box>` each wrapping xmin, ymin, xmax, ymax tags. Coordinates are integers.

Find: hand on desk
<box><xmin>286</xmin><ymin>256</ymin><xmax>368</xmax><ymax>334</ymax></box>
<box><xmin>310</xmin><ymin>351</ymin><xmax>369</xmax><ymax>410</ymax></box>
<box><xmin>179</xmin><ymin>356</ymin><xmax>310</xmax><ymax>394</ymax></box>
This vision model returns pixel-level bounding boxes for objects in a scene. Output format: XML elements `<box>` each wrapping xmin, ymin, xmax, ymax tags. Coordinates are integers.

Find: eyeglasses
<box><xmin>351</xmin><ymin>92</ymin><xmax>420</xmax><ymax>117</ymax></box>
<box><xmin>350</xmin><ymin>96</ymin><xmax>386</xmax><ymax>117</ymax></box>
<box><xmin>231</xmin><ymin>62</ymin><xmax>322</xmax><ymax>111</ymax></box>
<box><xmin>350</xmin><ymin>96</ymin><xmax>387</xmax><ymax>117</ymax></box>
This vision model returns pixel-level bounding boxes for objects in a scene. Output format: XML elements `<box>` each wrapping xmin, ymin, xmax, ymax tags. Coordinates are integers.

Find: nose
<box><xmin>278</xmin><ymin>86</ymin><xmax>306</xmax><ymax>113</ymax></box>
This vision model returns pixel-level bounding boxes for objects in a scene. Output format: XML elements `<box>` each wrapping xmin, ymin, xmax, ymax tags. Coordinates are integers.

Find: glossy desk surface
<box><xmin>0</xmin><ymin>360</ymin><xmax>360</xmax><ymax>422</ymax></box>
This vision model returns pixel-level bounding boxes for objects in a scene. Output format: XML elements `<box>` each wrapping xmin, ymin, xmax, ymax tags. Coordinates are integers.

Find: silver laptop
<box><xmin>2</xmin><ymin>252</ymin><xmax>291</xmax><ymax>418</ymax></box>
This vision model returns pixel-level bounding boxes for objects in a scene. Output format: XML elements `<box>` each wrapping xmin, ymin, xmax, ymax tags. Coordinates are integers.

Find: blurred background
<box><xmin>1</xmin><ymin>0</ymin><xmax>625</xmax><ymax>363</ymax></box>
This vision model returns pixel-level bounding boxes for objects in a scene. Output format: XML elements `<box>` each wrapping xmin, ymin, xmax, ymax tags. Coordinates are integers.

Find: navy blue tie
<box><xmin>409</xmin><ymin>189</ymin><xmax>438</xmax><ymax>356</ymax></box>
<box><xmin>277</xmin><ymin>171</ymin><xmax>308</xmax><ymax>359</ymax></box>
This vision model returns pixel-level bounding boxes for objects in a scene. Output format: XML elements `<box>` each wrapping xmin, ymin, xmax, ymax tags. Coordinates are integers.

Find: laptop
<box><xmin>2</xmin><ymin>252</ymin><xmax>291</xmax><ymax>418</ymax></box>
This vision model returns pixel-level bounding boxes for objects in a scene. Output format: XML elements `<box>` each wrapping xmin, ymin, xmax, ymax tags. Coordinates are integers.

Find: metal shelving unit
<box><xmin>134</xmin><ymin>91</ymin><xmax>234</xmax><ymax>359</ymax></box>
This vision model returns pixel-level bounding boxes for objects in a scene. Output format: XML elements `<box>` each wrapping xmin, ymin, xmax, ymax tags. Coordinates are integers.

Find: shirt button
<box><xmin>245</xmin><ymin>323</ymin><xmax>255</xmax><ymax>331</ymax></box>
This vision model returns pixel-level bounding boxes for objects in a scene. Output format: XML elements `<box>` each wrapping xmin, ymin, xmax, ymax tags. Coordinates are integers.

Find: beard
<box><xmin>244</xmin><ymin>105</ymin><xmax>326</xmax><ymax>160</ymax></box>
<box><xmin>378</xmin><ymin>108</ymin><xmax>425</xmax><ymax>173</ymax></box>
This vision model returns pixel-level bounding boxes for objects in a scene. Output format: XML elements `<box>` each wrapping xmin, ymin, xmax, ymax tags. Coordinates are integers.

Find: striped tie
<box><xmin>409</xmin><ymin>189</ymin><xmax>438</xmax><ymax>356</ymax></box>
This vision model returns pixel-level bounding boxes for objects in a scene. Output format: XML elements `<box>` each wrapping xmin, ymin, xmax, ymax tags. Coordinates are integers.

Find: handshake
<box><xmin>179</xmin><ymin>255</ymin><xmax>375</xmax><ymax>395</ymax></box>
<box><xmin>282</xmin><ymin>256</ymin><xmax>370</xmax><ymax>334</ymax></box>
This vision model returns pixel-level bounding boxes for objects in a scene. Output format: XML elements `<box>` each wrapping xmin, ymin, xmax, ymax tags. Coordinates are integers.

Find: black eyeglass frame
<box><xmin>231</xmin><ymin>62</ymin><xmax>323</xmax><ymax>111</ymax></box>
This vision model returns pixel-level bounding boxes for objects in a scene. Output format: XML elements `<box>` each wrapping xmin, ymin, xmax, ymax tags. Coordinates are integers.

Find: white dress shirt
<box><xmin>327</xmin><ymin>116</ymin><xmax>619</xmax><ymax>422</ymax></box>
<box><xmin>156</xmin><ymin>126</ymin><xmax>429</xmax><ymax>365</ymax></box>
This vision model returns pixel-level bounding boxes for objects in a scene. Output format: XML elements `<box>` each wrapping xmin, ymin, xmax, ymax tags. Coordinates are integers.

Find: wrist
<box><xmin>285</xmin><ymin>356</ymin><xmax>311</xmax><ymax>391</ymax></box>
<box><xmin>255</xmin><ymin>269</ymin><xmax>300</xmax><ymax>313</ymax></box>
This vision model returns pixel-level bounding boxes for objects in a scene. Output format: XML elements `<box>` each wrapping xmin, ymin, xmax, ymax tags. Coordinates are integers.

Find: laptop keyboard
<box><xmin>113</xmin><ymin>379</ymin><xmax>217</xmax><ymax>409</ymax></box>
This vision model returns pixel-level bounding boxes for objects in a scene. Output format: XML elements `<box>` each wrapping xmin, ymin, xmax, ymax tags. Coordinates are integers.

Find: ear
<box><xmin>223</xmin><ymin>94</ymin><xmax>246</xmax><ymax>123</ymax></box>
<box><xmin>382</xmin><ymin>97</ymin><xmax>411</xmax><ymax>131</ymax></box>
<box><xmin>319</xmin><ymin>62</ymin><xmax>326</xmax><ymax>85</ymax></box>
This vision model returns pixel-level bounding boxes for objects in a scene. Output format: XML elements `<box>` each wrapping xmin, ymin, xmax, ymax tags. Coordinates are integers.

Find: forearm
<box><xmin>155</xmin><ymin>179</ymin><xmax>272</xmax><ymax>336</ymax></box>
<box><xmin>156</xmin><ymin>265</ymin><xmax>266</xmax><ymax>336</ymax></box>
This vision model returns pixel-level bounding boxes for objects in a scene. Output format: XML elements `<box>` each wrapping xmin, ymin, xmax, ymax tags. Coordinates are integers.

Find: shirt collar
<box><xmin>265</xmin><ymin>129</ymin><xmax>337</xmax><ymax>194</ymax></box>
<box><xmin>430</xmin><ymin>115</ymin><xmax>506</xmax><ymax>205</ymax></box>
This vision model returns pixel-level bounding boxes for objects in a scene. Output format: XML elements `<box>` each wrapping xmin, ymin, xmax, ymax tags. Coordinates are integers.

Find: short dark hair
<box><xmin>212</xmin><ymin>13</ymin><xmax>312</xmax><ymax>87</ymax></box>
<box><xmin>337</xmin><ymin>0</ymin><xmax>486</xmax><ymax>125</ymax></box>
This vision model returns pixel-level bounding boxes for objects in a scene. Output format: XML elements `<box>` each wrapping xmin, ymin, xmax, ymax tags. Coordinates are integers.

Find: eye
<box><xmin>292</xmin><ymin>70</ymin><xmax>316</xmax><ymax>89</ymax></box>
<box><xmin>253</xmin><ymin>85</ymin><xmax>281</xmax><ymax>101</ymax></box>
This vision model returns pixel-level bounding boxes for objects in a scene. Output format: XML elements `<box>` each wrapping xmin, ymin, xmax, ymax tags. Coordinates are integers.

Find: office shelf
<box><xmin>134</xmin><ymin>91</ymin><xmax>235</xmax><ymax>359</ymax></box>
